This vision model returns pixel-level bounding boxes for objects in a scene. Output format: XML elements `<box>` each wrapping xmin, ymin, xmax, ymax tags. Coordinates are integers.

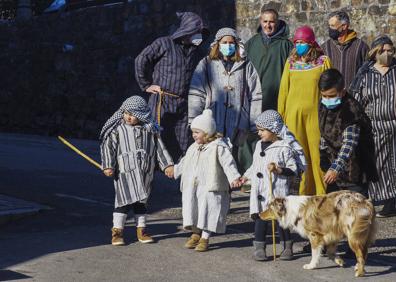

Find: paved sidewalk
<box><xmin>0</xmin><ymin>194</ymin><xmax>48</xmax><ymax>225</ymax></box>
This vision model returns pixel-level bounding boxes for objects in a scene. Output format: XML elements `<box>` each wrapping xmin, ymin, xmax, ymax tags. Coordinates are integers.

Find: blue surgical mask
<box><xmin>321</xmin><ymin>97</ymin><xmax>342</xmax><ymax>109</ymax></box>
<box><xmin>191</xmin><ymin>33</ymin><xmax>203</xmax><ymax>46</ymax></box>
<box><xmin>219</xmin><ymin>43</ymin><xmax>236</xmax><ymax>57</ymax></box>
<box><xmin>295</xmin><ymin>43</ymin><xmax>310</xmax><ymax>56</ymax></box>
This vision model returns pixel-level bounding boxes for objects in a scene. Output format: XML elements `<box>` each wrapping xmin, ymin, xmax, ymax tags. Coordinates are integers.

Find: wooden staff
<box><xmin>155</xmin><ymin>89</ymin><xmax>179</xmax><ymax>126</ymax></box>
<box><xmin>269</xmin><ymin>169</ymin><xmax>276</xmax><ymax>261</ymax></box>
<box><xmin>58</xmin><ymin>136</ymin><xmax>102</xmax><ymax>170</ymax></box>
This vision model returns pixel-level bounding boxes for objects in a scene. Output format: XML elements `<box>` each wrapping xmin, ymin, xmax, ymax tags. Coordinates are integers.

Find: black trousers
<box><xmin>114</xmin><ymin>202</ymin><xmax>147</xmax><ymax>214</ymax></box>
<box><xmin>254</xmin><ymin>218</ymin><xmax>291</xmax><ymax>242</ymax></box>
<box><xmin>326</xmin><ymin>182</ymin><xmax>369</xmax><ymax>198</ymax></box>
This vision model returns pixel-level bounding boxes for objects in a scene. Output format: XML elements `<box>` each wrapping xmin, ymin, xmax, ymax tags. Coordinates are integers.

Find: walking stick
<box><xmin>155</xmin><ymin>89</ymin><xmax>179</xmax><ymax>126</ymax></box>
<box><xmin>58</xmin><ymin>136</ymin><xmax>102</xmax><ymax>170</ymax></box>
<box><xmin>269</xmin><ymin>169</ymin><xmax>277</xmax><ymax>261</ymax></box>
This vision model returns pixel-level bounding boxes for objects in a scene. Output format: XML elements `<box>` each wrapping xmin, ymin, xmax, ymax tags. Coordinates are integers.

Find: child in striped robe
<box><xmin>241</xmin><ymin>110</ymin><xmax>306</xmax><ymax>261</ymax></box>
<box><xmin>99</xmin><ymin>96</ymin><xmax>174</xmax><ymax>246</ymax></box>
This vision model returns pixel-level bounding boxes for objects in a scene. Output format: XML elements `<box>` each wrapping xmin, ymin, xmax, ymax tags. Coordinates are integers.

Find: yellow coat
<box><xmin>278</xmin><ymin>55</ymin><xmax>331</xmax><ymax>195</ymax></box>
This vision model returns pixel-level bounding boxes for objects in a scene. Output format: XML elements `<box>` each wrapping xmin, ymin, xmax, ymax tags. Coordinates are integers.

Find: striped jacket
<box><xmin>100</xmin><ymin>123</ymin><xmax>173</xmax><ymax>208</ymax></box>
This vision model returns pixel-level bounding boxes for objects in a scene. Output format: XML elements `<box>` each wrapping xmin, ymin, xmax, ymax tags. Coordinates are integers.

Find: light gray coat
<box><xmin>245</xmin><ymin>140</ymin><xmax>298</xmax><ymax>215</ymax></box>
<box><xmin>174</xmin><ymin>138</ymin><xmax>240</xmax><ymax>233</ymax></box>
<box><xmin>188</xmin><ymin>57</ymin><xmax>262</xmax><ymax>145</ymax></box>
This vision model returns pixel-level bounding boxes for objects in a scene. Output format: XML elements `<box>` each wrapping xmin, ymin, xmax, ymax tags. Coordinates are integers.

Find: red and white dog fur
<box><xmin>260</xmin><ymin>191</ymin><xmax>376</xmax><ymax>277</ymax></box>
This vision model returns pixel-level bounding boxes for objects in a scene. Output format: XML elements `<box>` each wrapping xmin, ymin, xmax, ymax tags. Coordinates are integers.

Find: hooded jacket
<box><xmin>135</xmin><ymin>12</ymin><xmax>208</xmax><ymax>114</ymax></box>
<box><xmin>245</xmin><ymin>20</ymin><xmax>293</xmax><ymax>111</ymax></box>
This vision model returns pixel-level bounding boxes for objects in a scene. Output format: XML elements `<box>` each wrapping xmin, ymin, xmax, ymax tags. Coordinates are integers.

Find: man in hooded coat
<box><xmin>135</xmin><ymin>12</ymin><xmax>208</xmax><ymax>162</ymax></box>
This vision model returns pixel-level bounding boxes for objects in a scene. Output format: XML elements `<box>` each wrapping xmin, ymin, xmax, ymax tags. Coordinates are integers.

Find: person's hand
<box><xmin>323</xmin><ymin>169</ymin><xmax>338</xmax><ymax>184</ymax></box>
<box><xmin>231</xmin><ymin>178</ymin><xmax>241</xmax><ymax>189</ymax></box>
<box><xmin>268</xmin><ymin>163</ymin><xmax>282</xmax><ymax>174</ymax></box>
<box><xmin>145</xmin><ymin>85</ymin><xmax>161</xmax><ymax>94</ymax></box>
<box><xmin>103</xmin><ymin>168</ymin><xmax>114</xmax><ymax>177</ymax></box>
<box><xmin>240</xmin><ymin>176</ymin><xmax>248</xmax><ymax>185</ymax></box>
<box><xmin>164</xmin><ymin>166</ymin><xmax>174</xmax><ymax>178</ymax></box>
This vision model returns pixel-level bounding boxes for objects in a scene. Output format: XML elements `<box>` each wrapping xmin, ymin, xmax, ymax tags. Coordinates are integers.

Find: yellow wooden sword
<box><xmin>58</xmin><ymin>136</ymin><xmax>102</xmax><ymax>170</ymax></box>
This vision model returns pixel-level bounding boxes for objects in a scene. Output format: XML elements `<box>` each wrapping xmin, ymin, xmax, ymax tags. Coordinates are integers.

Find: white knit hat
<box><xmin>191</xmin><ymin>109</ymin><xmax>217</xmax><ymax>136</ymax></box>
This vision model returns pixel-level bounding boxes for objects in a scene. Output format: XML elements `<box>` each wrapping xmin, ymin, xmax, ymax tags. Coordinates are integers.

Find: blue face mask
<box><xmin>321</xmin><ymin>97</ymin><xmax>342</xmax><ymax>109</ymax></box>
<box><xmin>295</xmin><ymin>43</ymin><xmax>310</xmax><ymax>56</ymax></box>
<box><xmin>219</xmin><ymin>43</ymin><xmax>236</xmax><ymax>57</ymax></box>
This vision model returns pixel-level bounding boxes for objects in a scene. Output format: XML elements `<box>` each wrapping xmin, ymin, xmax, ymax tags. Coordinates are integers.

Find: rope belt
<box><xmin>154</xmin><ymin>89</ymin><xmax>180</xmax><ymax>126</ymax></box>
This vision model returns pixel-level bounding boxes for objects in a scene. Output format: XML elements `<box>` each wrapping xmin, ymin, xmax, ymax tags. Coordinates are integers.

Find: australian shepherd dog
<box><xmin>259</xmin><ymin>191</ymin><xmax>376</xmax><ymax>277</ymax></box>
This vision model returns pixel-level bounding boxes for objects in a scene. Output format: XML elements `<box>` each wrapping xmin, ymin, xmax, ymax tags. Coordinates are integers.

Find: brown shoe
<box><xmin>184</xmin><ymin>234</ymin><xmax>201</xmax><ymax>249</ymax></box>
<box><xmin>194</xmin><ymin>238</ymin><xmax>209</xmax><ymax>252</ymax></box>
<box><xmin>111</xmin><ymin>228</ymin><xmax>125</xmax><ymax>246</ymax></box>
<box><xmin>137</xmin><ymin>227</ymin><xmax>154</xmax><ymax>243</ymax></box>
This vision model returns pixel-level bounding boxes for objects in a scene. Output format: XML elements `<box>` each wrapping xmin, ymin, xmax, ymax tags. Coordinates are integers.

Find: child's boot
<box><xmin>111</xmin><ymin>228</ymin><xmax>125</xmax><ymax>246</ymax></box>
<box><xmin>253</xmin><ymin>241</ymin><xmax>268</xmax><ymax>261</ymax></box>
<box><xmin>185</xmin><ymin>233</ymin><xmax>201</xmax><ymax>249</ymax></box>
<box><xmin>280</xmin><ymin>240</ymin><xmax>293</xmax><ymax>260</ymax></box>
<box><xmin>136</xmin><ymin>227</ymin><xmax>154</xmax><ymax>243</ymax></box>
<box><xmin>194</xmin><ymin>238</ymin><xmax>209</xmax><ymax>252</ymax></box>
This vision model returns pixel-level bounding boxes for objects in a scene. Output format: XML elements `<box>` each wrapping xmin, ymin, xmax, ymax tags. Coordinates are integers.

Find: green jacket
<box><xmin>245</xmin><ymin>20</ymin><xmax>293</xmax><ymax>111</ymax></box>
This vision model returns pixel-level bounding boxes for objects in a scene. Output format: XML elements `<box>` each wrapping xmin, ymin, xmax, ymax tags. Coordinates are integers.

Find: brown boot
<box><xmin>184</xmin><ymin>234</ymin><xmax>201</xmax><ymax>249</ymax></box>
<box><xmin>137</xmin><ymin>227</ymin><xmax>154</xmax><ymax>243</ymax></box>
<box><xmin>111</xmin><ymin>228</ymin><xmax>125</xmax><ymax>246</ymax></box>
<box><xmin>194</xmin><ymin>238</ymin><xmax>209</xmax><ymax>252</ymax></box>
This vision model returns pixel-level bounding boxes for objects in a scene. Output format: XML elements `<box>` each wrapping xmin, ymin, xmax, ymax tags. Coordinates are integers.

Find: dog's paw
<box><xmin>303</xmin><ymin>264</ymin><xmax>316</xmax><ymax>270</ymax></box>
<box><xmin>354</xmin><ymin>264</ymin><xmax>358</xmax><ymax>271</ymax></box>
<box><xmin>335</xmin><ymin>257</ymin><xmax>345</xmax><ymax>267</ymax></box>
<box><xmin>355</xmin><ymin>270</ymin><xmax>365</xmax><ymax>277</ymax></box>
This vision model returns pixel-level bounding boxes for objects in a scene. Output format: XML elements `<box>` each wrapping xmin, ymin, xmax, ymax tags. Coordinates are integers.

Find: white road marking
<box><xmin>55</xmin><ymin>193</ymin><xmax>113</xmax><ymax>207</ymax></box>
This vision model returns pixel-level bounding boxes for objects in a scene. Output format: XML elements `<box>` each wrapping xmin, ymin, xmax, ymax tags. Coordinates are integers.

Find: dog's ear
<box><xmin>274</xmin><ymin>198</ymin><xmax>286</xmax><ymax>216</ymax></box>
<box><xmin>259</xmin><ymin>208</ymin><xmax>276</xmax><ymax>221</ymax></box>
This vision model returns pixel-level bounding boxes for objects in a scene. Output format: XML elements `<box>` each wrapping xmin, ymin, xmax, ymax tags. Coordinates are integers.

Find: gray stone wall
<box><xmin>1</xmin><ymin>0</ymin><xmax>395</xmax><ymax>139</ymax></box>
<box><xmin>0</xmin><ymin>0</ymin><xmax>235</xmax><ymax>138</ymax></box>
<box><xmin>236</xmin><ymin>0</ymin><xmax>396</xmax><ymax>45</ymax></box>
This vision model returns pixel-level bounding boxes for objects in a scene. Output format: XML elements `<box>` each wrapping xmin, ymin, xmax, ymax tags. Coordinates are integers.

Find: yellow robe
<box><xmin>278</xmin><ymin>55</ymin><xmax>331</xmax><ymax>195</ymax></box>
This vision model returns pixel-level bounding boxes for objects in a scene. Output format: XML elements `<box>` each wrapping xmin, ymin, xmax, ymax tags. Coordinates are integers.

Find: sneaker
<box><xmin>111</xmin><ymin>228</ymin><xmax>125</xmax><ymax>246</ymax></box>
<box><xmin>137</xmin><ymin>227</ymin><xmax>154</xmax><ymax>243</ymax></box>
<box><xmin>194</xmin><ymin>238</ymin><xmax>209</xmax><ymax>252</ymax></box>
<box><xmin>184</xmin><ymin>234</ymin><xmax>201</xmax><ymax>249</ymax></box>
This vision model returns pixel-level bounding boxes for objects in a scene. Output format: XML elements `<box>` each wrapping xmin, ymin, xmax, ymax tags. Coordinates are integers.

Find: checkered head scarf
<box><xmin>210</xmin><ymin>27</ymin><xmax>246</xmax><ymax>57</ymax></box>
<box><xmin>255</xmin><ymin>110</ymin><xmax>307</xmax><ymax>173</ymax></box>
<box><xmin>99</xmin><ymin>96</ymin><xmax>158</xmax><ymax>140</ymax></box>
<box><xmin>255</xmin><ymin>110</ymin><xmax>284</xmax><ymax>135</ymax></box>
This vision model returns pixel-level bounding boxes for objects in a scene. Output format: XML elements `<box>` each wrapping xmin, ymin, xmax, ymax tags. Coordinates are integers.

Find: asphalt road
<box><xmin>0</xmin><ymin>133</ymin><xmax>395</xmax><ymax>281</ymax></box>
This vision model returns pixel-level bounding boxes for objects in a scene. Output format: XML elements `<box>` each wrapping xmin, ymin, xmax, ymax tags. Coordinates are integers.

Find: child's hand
<box><xmin>323</xmin><ymin>169</ymin><xmax>338</xmax><ymax>184</ymax></box>
<box><xmin>164</xmin><ymin>166</ymin><xmax>174</xmax><ymax>178</ymax></box>
<box><xmin>230</xmin><ymin>178</ymin><xmax>241</xmax><ymax>189</ymax></box>
<box><xmin>240</xmin><ymin>176</ymin><xmax>248</xmax><ymax>184</ymax></box>
<box><xmin>267</xmin><ymin>163</ymin><xmax>282</xmax><ymax>174</ymax></box>
<box><xmin>103</xmin><ymin>168</ymin><xmax>114</xmax><ymax>177</ymax></box>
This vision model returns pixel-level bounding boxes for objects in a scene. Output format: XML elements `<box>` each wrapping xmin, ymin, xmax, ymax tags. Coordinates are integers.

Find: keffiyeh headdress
<box><xmin>255</xmin><ymin>110</ymin><xmax>307</xmax><ymax>173</ymax></box>
<box><xmin>99</xmin><ymin>96</ymin><xmax>158</xmax><ymax>140</ymax></box>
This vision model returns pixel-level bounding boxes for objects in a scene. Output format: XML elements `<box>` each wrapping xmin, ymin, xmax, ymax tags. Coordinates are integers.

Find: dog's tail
<box><xmin>350</xmin><ymin>199</ymin><xmax>377</xmax><ymax>248</ymax></box>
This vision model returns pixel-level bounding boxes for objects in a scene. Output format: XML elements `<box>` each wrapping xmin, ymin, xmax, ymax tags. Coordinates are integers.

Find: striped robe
<box><xmin>352</xmin><ymin>63</ymin><xmax>396</xmax><ymax>202</ymax></box>
<box><xmin>101</xmin><ymin>123</ymin><xmax>173</xmax><ymax>208</ymax></box>
<box><xmin>321</xmin><ymin>37</ymin><xmax>369</xmax><ymax>89</ymax></box>
<box><xmin>135</xmin><ymin>36</ymin><xmax>203</xmax><ymax>161</ymax></box>
<box><xmin>245</xmin><ymin>140</ymin><xmax>298</xmax><ymax>215</ymax></box>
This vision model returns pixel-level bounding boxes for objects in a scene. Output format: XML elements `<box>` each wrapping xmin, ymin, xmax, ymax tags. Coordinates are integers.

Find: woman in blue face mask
<box><xmin>278</xmin><ymin>25</ymin><xmax>332</xmax><ymax>197</ymax></box>
<box><xmin>188</xmin><ymin>27</ymin><xmax>263</xmax><ymax>175</ymax></box>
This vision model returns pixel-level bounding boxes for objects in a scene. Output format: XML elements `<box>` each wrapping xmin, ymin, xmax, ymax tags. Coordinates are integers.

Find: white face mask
<box><xmin>190</xmin><ymin>33</ymin><xmax>203</xmax><ymax>46</ymax></box>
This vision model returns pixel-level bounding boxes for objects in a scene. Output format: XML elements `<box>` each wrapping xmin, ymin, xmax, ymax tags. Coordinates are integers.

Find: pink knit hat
<box><xmin>293</xmin><ymin>25</ymin><xmax>319</xmax><ymax>48</ymax></box>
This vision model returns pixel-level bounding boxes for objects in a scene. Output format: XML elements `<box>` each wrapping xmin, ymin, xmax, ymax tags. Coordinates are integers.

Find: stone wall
<box><xmin>1</xmin><ymin>0</ymin><xmax>395</xmax><ymax>139</ymax></box>
<box><xmin>0</xmin><ymin>0</ymin><xmax>235</xmax><ymax>138</ymax></box>
<box><xmin>236</xmin><ymin>0</ymin><xmax>396</xmax><ymax>45</ymax></box>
